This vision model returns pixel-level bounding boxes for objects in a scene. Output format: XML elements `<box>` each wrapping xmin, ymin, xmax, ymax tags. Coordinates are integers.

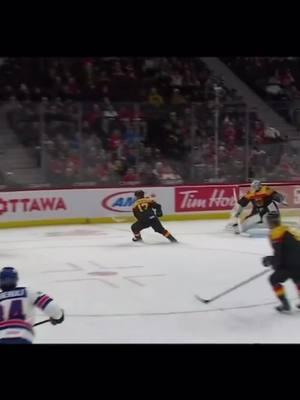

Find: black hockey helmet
<box><xmin>0</xmin><ymin>267</ymin><xmax>18</xmax><ymax>291</ymax></box>
<box><xmin>134</xmin><ymin>190</ymin><xmax>145</xmax><ymax>199</ymax></box>
<box><xmin>266</xmin><ymin>211</ymin><xmax>281</xmax><ymax>228</ymax></box>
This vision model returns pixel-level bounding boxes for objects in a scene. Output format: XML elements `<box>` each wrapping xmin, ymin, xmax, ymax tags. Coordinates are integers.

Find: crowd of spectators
<box><xmin>221</xmin><ymin>57</ymin><xmax>300</xmax><ymax>129</ymax></box>
<box><xmin>0</xmin><ymin>57</ymin><xmax>297</xmax><ymax>187</ymax></box>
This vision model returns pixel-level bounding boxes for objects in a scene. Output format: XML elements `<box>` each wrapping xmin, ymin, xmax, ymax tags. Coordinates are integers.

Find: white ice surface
<box><xmin>2</xmin><ymin>220</ymin><xmax>300</xmax><ymax>343</ymax></box>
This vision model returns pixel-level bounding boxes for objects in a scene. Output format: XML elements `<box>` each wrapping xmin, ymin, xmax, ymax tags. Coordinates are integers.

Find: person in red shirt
<box><xmin>122</xmin><ymin>167</ymin><xmax>141</xmax><ymax>185</ymax></box>
<box><xmin>223</xmin><ymin>121</ymin><xmax>236</xmax><ymax>143</ymax></box>
<box><xmin>96</xmin><ymin>162</ymin><xmax>111</xmax><ymax>184</ymax></box>
<box><xmin>109</xmin><ymin>130</ymin><xmax>123</xmax><ymax>152</ymax></box>
<box><xmin>118</xmin><ymin>106</ymin><xmax>131</xmax><ymax>123</ymax></box>
<box><xmin>49</xmin><ymin>154</ymin><xmax>65</xmax><ymax>183</ymax></box>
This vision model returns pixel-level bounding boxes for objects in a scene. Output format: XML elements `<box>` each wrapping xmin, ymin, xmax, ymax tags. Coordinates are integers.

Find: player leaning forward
<box><xmin>229</xmin><ymin>180</ymin><xmax>287</xmax><ymax>234</ymax></box>
<box><xmin>131</xmin><ymin>190</ymin><xmax>177</xmax><ymax>243</ymax></box>
<box><xmin>263</xmin><ymin>212</ymin><xmax>300</xmax><ymax>313</ymax></box>
<box><xmin>0</xmin><ymin>267</ymin><xmax>64</xmax><ymax>344</ymax></box>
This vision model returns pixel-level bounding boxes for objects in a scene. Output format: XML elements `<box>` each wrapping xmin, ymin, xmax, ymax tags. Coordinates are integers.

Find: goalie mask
<box><xmin>250</xmin><ymin>180</ymin><xmax>262</xmax><ymax>192</ymax></box>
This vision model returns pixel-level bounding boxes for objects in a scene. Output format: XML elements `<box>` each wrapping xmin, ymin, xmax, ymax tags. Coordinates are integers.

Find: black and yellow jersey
<box><xmin>132</xmin><ymin>197</ymin><xmax>162</xmax><ymax>221</ymax></box>
<box><xmin>238</xmin><ymin>186</ymin><xmax>283</xmax><ymax>209</ymax></box>
<box><xmin>269</xmin><ymin>225</ymin><xmax>300</xmax><ymax>270</ymax></box>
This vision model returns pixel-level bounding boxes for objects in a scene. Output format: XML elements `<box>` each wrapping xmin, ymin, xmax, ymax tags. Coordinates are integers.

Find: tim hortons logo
<box><xmin>178</xmin><ymin>189</ymin><xmax>235</xmax><ymax>210</ymax></box>
<box><xmin>0</xmin><ymin>197</ymin><xmax>67</xmax><ymax>215</ymax></box>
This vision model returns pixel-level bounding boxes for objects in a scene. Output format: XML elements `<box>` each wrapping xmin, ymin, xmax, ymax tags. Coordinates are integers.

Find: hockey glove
<box><xmin>262</xmin><ymin>256</ymin><xmax>274</xmax><ymax>267</ymax></box>
<box><xmin>156</xmin><ymin>207</ymin><xmax>163</xmax><ymax>217</ymax></box>
<box><xmin>50</xmin><ymin>310</ymin><xmax>64</xmax><ymax>325</ymax></box>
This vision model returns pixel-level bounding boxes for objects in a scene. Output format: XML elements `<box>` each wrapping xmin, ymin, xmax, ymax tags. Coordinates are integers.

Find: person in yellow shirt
<box><xmin>148</xmin><ymin>88</ymin><xmax>164</xmax><ymax>107</ymax></box>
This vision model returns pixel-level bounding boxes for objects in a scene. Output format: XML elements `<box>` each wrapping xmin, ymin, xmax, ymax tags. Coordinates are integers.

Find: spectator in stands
<box><xmin>48</xmin><ymin>153</ymin><xmax>66</xmax><ymax>184</ymax></box>
<box><xmin>108</xmin><ymin>130</ymin><xmax>123</xmax><ymax>155</ymax></box>
<box><xmin>112</xmin><ymin>159</ymin><xmax>126</xmax><ymax>181</ymax></box>
<box><xmin>171</xmin><ymin>88</ymin><xmax>187</xmax><ymax>106</ymax></box>
<box><xmin>148</xmin><ymin>87</ymin><xmax>164</xmax><ymax>107</ymax></box>
<box><xmin>152</xmin><ymin>161</ymin><xmax>183</xmax><ymax>184</ymax></box>
<box><xmin>63</xmin><ymin>163</ymin><xmax>78</xmax><ymax>185</ymax></box>
<box><xmin>123</xmin><ymin>122</ymin><xmax>141</xmax><ymax>147</ymax></box>
<box><xmin>280</xmin><ymin>68</ymin><xmax>295</xmax><ymax>88</ymax></box>
<box><xmin>122</xmin><ymin>167</ymin><xmax>141</xmax><ymax>186</ymax></box>
<box><xmin>102</xmin><ymin>97</ymin><xmax>118</xmax><ymax>119</ymax></box>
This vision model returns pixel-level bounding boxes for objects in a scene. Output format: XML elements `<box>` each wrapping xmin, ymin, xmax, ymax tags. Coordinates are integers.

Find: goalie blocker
<box><xmin>227</xmin><ymin>180</ymin><xmax>288</xmax><ymax>234</ymax></box>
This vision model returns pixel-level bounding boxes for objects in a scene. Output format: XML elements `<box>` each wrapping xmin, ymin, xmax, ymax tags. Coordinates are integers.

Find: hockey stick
<box><xmin>224</xmin><ymin>187</ymin><xmax>242</xmax><ymax>234</ymax></box>
<box><xmin>33</xmin><ymin>319</ymin><xmax>51</xmax><ymax>327</ymax></box>
<box><xmin>195</xmin><ymin>269</ymin><xmax>270</xmax><ymax>304</ymax></box>
<box><xmin>111</xmin><ymin>215</ymin><xmax>133</xmax><ymax>223</ymax></box>
<box><xmin>233</xmin><ymin>187</ymin><xmax>243</xmax><ymax>234</ymax></box>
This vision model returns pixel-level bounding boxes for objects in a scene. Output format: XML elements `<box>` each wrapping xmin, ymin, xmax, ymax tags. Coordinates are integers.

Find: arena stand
<box><xmin>221</xmin><ymin>57</ymin><xmax>300</xmax><ymax>129</ymax></box>
<box><xmin>0</xmin><ymin>57</ymin><xmax>297</xmax><ymax>190</ymax></box>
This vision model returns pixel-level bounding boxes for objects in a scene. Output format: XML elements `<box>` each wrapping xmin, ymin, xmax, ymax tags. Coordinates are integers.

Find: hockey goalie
<box><xmin>227</xmin><ymin>180</ymin><xmax>288</xmax><ymax>234</ymax></box>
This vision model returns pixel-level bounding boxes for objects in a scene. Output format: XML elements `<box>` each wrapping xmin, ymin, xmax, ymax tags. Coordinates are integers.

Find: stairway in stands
<box><xmin>201</xmin><ymin>57</ymin><xmax>299</xmax><ymax>140</ymax></box>
<box><xmin>0</xmin><ymin>102</ymin><xmax>45</xmax><ymax>186</ymax></box>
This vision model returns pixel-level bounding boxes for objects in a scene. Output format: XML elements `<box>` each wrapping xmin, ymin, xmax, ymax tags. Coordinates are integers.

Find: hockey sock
<box><xmin>163</xmin><ymin>231</ymin><xmax>177</xmax><ymax>242</ymax></box>
<box><xmin>272</xmin><ymin>284</ymin><xmax>289</xmax><ymax>306</ymax></box>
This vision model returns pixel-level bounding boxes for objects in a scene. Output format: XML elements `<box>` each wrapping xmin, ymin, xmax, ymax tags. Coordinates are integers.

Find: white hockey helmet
<box><xmin>250</xmin><ymin>180</ymin><xmax>262</xmax><ymax>192</ymax></box>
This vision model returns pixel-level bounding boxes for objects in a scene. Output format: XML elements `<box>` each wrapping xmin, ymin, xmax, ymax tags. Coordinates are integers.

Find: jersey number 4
<box><xmin>0</xmin><ymin>300</ymin><xmax>25</xmax><ymax>322</ymax></box>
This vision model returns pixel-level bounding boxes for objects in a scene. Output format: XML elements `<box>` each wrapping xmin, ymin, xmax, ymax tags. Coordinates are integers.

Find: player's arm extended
<box><xmin>28</xmin><ymin>289</ymin><xmax>64</xmax><ymax>324</ymax></box>
<box><xmin>234</xmin><ymin>196</ymin><xmax>249</xmax><ymax>217</ymax></box>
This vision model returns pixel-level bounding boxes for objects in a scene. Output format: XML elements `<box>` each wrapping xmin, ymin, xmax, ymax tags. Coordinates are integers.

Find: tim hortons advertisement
<box><xmin>175</xmin><ymin>186</ymin><xmax>236</xmax><ymax>212</ymax></box>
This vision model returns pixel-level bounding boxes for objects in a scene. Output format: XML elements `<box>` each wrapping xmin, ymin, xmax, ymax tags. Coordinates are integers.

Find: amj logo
<box><xmin>102</xmin><ymin>191</ymin><xmax>137</xmax><ymax>212</ymax></box>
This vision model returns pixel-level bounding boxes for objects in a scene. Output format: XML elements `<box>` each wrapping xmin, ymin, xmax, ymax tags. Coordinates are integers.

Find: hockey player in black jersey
<box><xmin>262</xmin><ymin>212</ymin><xmax>300</xmax><ymax>313</ymax></box>
<box><xmin>131</xmin><ymin>190</ymin><xmax>177</xmax><ymax>243</ymax></box>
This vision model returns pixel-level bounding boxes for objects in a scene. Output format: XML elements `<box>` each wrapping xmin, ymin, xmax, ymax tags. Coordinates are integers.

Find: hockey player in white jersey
<box><xmin>0</xmin><ymin>267</ymin><xmax>64</xmax><ymax>344</ymax></box>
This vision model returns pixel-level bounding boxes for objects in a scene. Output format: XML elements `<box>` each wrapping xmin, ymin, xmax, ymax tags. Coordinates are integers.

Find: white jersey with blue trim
<box><xmin>0</xmin><ymin>287</ymin><xmax>62</xmax><ymax>342</ymax></box>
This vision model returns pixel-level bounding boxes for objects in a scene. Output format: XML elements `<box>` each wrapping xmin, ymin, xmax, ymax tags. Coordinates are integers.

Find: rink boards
<box><xmin>0</xmin><ymin>182</ymin><xmax>298</xmax><ymax>228</ymax></box>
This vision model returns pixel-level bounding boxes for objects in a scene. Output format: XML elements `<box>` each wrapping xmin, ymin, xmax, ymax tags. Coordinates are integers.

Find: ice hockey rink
<box><xmin>2</xmin><ymin>219</ymin><xmax>300</xmax><ymax>343</ymax></box>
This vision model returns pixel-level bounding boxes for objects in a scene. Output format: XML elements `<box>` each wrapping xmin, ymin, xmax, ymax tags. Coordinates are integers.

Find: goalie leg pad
<box><xmin>239</xmin><ymin>213</ymin><xmax>263</xmax><ymax>233</ymax></box>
